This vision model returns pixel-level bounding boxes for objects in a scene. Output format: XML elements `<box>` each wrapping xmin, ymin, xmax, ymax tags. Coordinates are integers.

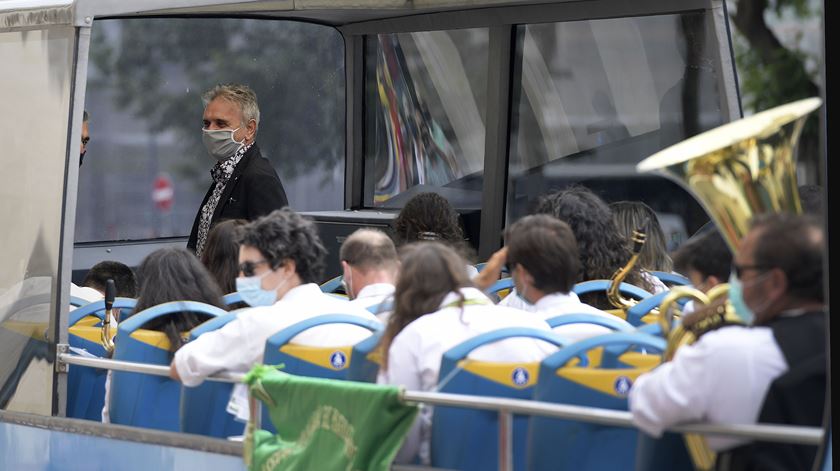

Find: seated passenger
<box><xmin>672</xmin><ymin>229</ymin><xmax>731</xmax><ymax>293</ymax></box>
<box><xmin>170</xmin><ymin>208</ymin><xmax>377</xmax><ymax>385</ymax></box>
<box><xmin>102</xmin><ymin>248</ymin><xmax>224</xmax><ymax>423</ymax></box>
<box><xmin>339</xmin><ymin>228</ymin><xmax>398</xmax><ymax>320</ymax></box>
<box><xmin>393</xmin><ymin>192</ymin><xmax>477</xmax><ymax>277</ymax></box>
<box><xmin>671</xmin><ymin>229</ymin><xmax>732</xmax><ymax>316</ymax></box>
<box><xmin>379</xmin><ymin>242</ymin><xmax>555</xmax><ymax>465</ymax></box>
<box><xmin>71</xmin><ymin>260</ymin><xmax>137</xmax><ymax>307</ymax></box>
<box><xmin>505</xmin><ymin>215</ymin><xmax>615</xmax><ymax>341</ymax></box>
<box><xmin>133</xmin><ymin>247</ymin><xmax>227</xmax><ymax>351</ymax></box>
<box><xmin>610</xmin><ymin>200</ymin><xmax>674</xmax><ymax>281</ymax></box>
<box><xmin>502</xmin><ymin>185</ymin><xmax>656</xmax><ymax>311</ymax></box>
<box><xmin>629</xmin><ymin>214</ymin><xmax>826</xmax><ymax>469</ymax></box>
<box><xmin>200</xmin><ymin>218</ymin><xmax>247</xmax><ymax>295</ymax></box>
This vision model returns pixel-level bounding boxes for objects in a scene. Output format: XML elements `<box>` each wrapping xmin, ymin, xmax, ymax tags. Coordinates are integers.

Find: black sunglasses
<box><xmin>732</xmin><ymin>262</ymin><xmax>769</xmax><ymax>279</ymax></box>
<box><xmin>238</xmin><ymin>260</ymin><xmax>269</xmax><ymax>277</ymax></box>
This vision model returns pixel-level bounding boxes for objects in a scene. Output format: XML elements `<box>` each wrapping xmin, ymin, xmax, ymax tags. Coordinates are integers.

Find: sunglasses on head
<box><xmin>238</xmin><ymin>260</ymin><xmax>270</xmax><ymax>277</ymax></box>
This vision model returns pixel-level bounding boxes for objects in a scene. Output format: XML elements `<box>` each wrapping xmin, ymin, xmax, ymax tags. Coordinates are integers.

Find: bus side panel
<box><xmin>0</xmin><ymin>420</ymin><xmax>245</xmax><ymax>470</ymax></box>
<box><xmin>0</xmin><ymin>25</ymin><xmax>76</xmax><ymax>416</ymax></box>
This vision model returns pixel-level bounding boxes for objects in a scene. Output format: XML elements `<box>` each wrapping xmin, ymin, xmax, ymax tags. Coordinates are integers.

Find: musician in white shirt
<box><xmin>170</xmin><ymin>209</ymin><xmax>378</xmax><ymax>389</ymax></box>
<box><xmin>629</xmin><ymin>214</ymin><xmax>826</xmax><ymax>463</ymax></box>
<box><xmin>339</xmin><ymin>228</ymin><xmax>397</xmax><ymax>321</ymax></box>
<box><xmin>504</xmin><ymin>215</ymin><xmax>619</xmax><ymax>341</ymax></box>
<box><xmin>379</xmin><ymin>242</ymin><xmax>556</xmax><ymax>465</ymax></box>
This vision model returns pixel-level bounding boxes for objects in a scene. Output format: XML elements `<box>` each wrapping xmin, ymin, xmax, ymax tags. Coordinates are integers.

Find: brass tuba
<box><xmin>636</xmin><ymin>97</ymin><xmax>822</xmax><ymax>470</ymax></box>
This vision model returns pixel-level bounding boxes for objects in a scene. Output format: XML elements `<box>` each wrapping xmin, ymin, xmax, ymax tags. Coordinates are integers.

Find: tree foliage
<box><xmin>730</xmin><ymin>0</ymin><xmax>822</xmax><ymax>173</ymax></box>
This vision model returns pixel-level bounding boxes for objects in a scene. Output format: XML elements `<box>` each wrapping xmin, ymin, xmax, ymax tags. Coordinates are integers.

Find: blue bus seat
<box><xmin>319</xmin><ymin>275</ymin><xmax>343</xmax><ymax>293</ymax></box>
<box><xmin>572</xmin><ymin>280</ymin><xmax>653</xmax><ymax>320</ymax></box>
<box><xmin>70</xmin><ymin>295</ymin><xmax>93</xmax><ymax>307</ymax></box>
<box><xmin>263</xmin><ymin>314</ymin><xmax>382</xmax><ymax>380</ymax></box>
<box><xmin>625</xmin><ymin>290</ymin><xmax>689</xmax><ymax>327</ymax></box>
<box><xmin>109</xmin><ymin>301</ymin><xmax>226</xmax><ymax>432</ymax></box>
<box><xmin>66</xmin><ymin>297</ymin><xmax>137</xmax><ymax>421</ymax></box>
<box><xmin>261</xmin><ymin>314</ymin><xmax>382</xmax><ymax>431</ymax></box>
<box><xmin>179</xmin><ymin>311</ymin><xmax>246</xmax><ymax>438</ymax></box>
<box><xmin>222</xmin><ymin>291</ymin><xmax>244</xmax><ymax>307</ymax></box>
<box><xmin>346</xmin><ymin>330</ymin><xmax>385</xmax><ymax>383</ymax></box>
<box><xmin>546</xmin><ymin>313</ymin><xmax>634</xmax><ymax>332</ymax></box>
<box><xmin>528</xmin><ymin>332</ymin><xmax>666</xmax><ymax>471</ymax></box>
<box><xmin>432</xmin><ymin>328</ymin><xmax>570</xmax><ymax>471</ymax></box>
<box><xmin>635</xmin><ymin>430</ymin><xmax>695</xmax><ymax>471</ymax></box>
<box><xmin>488</xmin><ymin>277</ymin><xmax>514</xmax><ymax>300</ymax></box>
<box><xmin>365</xmin><ymin>299</ymin><xmax>394</xmax><ymax>316</ymax></box>
<box><xmin>649</xmin><ymin>271</ymin><xmax>691</xmax><ymax>287</ymax></box>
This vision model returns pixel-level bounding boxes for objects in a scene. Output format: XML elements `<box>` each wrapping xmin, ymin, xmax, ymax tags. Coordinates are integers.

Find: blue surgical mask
<box><xmin>236</xmin><ymin>270</ymin><xmax>282</xmax><ymax>307</ymax></box>
<box><xmin>728</xmin><ymin>273</ymin><xmax>754</xmax><ymax>325</ymax></box>
<box><xmin>202</xmin><ymin>127</ymin><xmax>244</xmax><ymax>161</ymax></box>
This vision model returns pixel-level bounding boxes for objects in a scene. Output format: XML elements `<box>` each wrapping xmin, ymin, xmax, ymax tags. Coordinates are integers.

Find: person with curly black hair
<box><xmin>393</xmin><ymin>192</ymin><xmax>476</xmax><ymax>268</ymax></box>
<box><xmin>497</xmin><ymin>185</ymin><xmax>655</xmax><ymax>311</ymax></box>
<box><xmin>170</xmin><ymin>208</ymin><xmax>378</xmax><ymax>419</ymax></box>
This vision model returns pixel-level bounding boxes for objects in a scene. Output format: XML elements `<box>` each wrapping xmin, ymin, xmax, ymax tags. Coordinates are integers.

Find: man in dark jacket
<box><xmin>187</xmin><ymin>83</ymin><xmax>288</xmax><ymax>256</ymax></box>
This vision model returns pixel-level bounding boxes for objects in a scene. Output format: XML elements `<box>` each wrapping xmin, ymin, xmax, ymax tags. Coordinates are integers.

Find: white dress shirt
<box><xmin>173</xmin><ymin>283</ymin><xmax>379</xmax><ymax>387</ymax></box>
<box><xmin>497</xmin><ymin>288</ymin><xmax>538</xmax><ymax>312</ymax></box>
<box><xmin>628</xmin><ymin>325</ymin><xmax>788</xmax><ymax>451</ymax></box>
<box><xmin>531</xmin><ymin>292</ymin><xmax>617</xmax><ymax>342</ymax></box>
<box><xmin>380</xmin><ymin>287</ymin><xmax>557</xmax><ymax>464</ymax></box>
<box><xmin>349</xmin><ymin>283</ymin><xmax>395</xmax><ymax>322</ymax></box>
<box><xmin>70</xmin><ymin>283</ymin><xmax>105</xmax><ymax>305</ymax></box>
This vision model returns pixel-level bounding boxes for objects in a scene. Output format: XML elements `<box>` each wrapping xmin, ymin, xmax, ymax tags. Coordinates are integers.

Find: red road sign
<box><xmin>152</xmin><ymin>174</ymin><xmax>174</xmax><ymax>212</ymax></box>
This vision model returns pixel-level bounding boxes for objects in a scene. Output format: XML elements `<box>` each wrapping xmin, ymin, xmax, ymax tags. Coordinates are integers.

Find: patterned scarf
<box><xmin>195</xmin><ymin>142</ymin><xmax>254</xmax><ymax>256</ymax></box>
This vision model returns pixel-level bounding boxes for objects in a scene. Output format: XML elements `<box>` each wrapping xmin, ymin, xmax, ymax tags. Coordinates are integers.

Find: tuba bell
<box><xmin>636</xmin><ymin>96</ymin><xmax>822</xmax><ymax>470</ymax></box>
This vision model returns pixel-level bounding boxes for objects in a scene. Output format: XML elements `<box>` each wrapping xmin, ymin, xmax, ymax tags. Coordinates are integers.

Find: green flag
<box><xmin>243</xmin><ymin>365</ymin><xmax>418</xmax><ymax>471</ymax></box>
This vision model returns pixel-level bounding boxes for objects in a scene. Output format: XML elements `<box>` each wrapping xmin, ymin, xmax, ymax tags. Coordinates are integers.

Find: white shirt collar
<box><xmin>356</xmin><ymin>283</ymin><xmax>395</xmax><ymax>300</ymax></box>
<box><xmin>277</xmin><ymin>283</ymin><xmax>322</xmax><ymax>304</ymax></box>
<box><xmin>533</xmin><ymin>291</ymin><xmax>583</xmax><ymax>311</ymax></box>
<box><xmin>438</xmin><ymin>287</ymin><xmax>490</xmax><ymax>309</ymax></box>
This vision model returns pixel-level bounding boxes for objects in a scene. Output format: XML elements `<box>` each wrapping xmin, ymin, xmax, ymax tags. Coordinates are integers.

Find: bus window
<box><xmin>506</xmin><ymin>12</ymin><xmax>723</xmax><ymax>236</ymax></box>
<box><xmin>363</xmin><ymin>29</ymin><xmax>489</xmax><ymax>209</ymax></box>
<box><xmin>76</xmin><ymin>18</ymin><xmax>345</xmax><ymax>243</ymax></box>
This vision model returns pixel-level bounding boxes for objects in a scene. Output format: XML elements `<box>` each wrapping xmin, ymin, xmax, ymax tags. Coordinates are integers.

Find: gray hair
<box><xmin>201</xmin><ymin>83</ymin><xmax>260</xmax><ymax>129</ymax></box>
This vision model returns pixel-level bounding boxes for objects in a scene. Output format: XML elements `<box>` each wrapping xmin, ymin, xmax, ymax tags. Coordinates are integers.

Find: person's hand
<box><xmin>473</xmin><ymin>247</ymin><xmax>508</xmax><ymax>291</ymax></box>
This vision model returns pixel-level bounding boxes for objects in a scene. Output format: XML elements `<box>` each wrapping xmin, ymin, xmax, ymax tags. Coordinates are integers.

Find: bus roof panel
<box><xmin>3</xmin><ymin>0</ymin><xmax>697</xmax><ymax>29</ymax></box>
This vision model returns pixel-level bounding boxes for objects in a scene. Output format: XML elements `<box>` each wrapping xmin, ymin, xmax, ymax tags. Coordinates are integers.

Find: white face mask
<box><xmin>202</xmin><ymin>127</ymin><xmax>244</xmax><ymax>161</ymax></box>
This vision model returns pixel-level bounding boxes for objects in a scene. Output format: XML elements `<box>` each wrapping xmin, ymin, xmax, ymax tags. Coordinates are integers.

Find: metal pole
<box><xmin>498</xmin><ymin>410</ymin><xmax>513</xmax><ymax>471</ymax></box>
<box><xmin>58</xmin><ymin>353</ymin><xmax>825</xmax><ymax>446</ymax></box>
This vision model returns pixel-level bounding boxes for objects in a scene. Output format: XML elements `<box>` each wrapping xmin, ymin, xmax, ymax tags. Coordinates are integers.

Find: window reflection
<box><xmin>507</xmin><ymin>13</ymin><xmax>722</xmax><ymax>235</ymax></box>
<box><xmin>364</xmin><ymin>29</ymin><xmax>489</xmax><ymax>208</ymax></box>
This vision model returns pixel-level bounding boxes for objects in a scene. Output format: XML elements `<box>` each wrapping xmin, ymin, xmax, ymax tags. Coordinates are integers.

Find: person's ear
<box><xmin>518</xmin><ymin>264</ymin><xmax>535</xmax><ymax>288</ymax></box>
<box><xmin>706</xmin><ymin>275</ymin><xmax>721</xmax><ymax>288</ymax></box>
<box><xmin>765</xmin><ymin>268</ymin><xmax>788</xmax><ymax>302</ymax></box>
<box><xmin>246</xmin><ymin>118</ymin><xmax>257</xmax><ymax>140</ymax></box>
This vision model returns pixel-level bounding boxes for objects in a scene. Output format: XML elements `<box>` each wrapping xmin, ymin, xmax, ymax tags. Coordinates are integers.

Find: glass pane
<box><xmin>363</xmin><ymin>29</ymin><xmax>489</xmax><ymax>208</ymax></box>
<box><xmin>76</xmin><ymin>18</ymin><xmax>345</xmax><ymax>242</ymax></box>
<box><xmin>0</xmin><ymin>26</ymin><xmax>75</xmax><ymax>414</ymax></box>
<box><xmin>507</xmin><ymin>12</ymin><xmax>722</xmax><ymax>236</ymax></box>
